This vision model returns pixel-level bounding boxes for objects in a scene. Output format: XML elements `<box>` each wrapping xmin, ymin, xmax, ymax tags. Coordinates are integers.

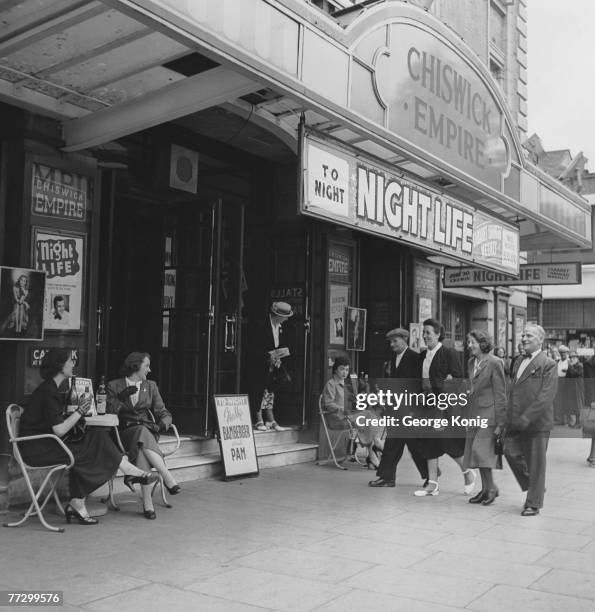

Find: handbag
<box><xmin>582</xmin><ymin>404</ymin><xmax>595</xmax><ymax>436</ymax></box>
<box><xmin>494</xmin><ymin>431</ymin><xmax>504</xmax><ymax>470</ymax></box>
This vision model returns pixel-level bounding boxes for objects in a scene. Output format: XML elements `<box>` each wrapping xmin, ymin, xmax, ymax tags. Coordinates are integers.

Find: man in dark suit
<box><xmin>369</xmin><ymin>328</ymin><xmax>428</xmax><ymax>487</ymax></box>
<box><xmin>414</xmin><ymin>318</ymin><xmax>475</xmax><ymax>497</ymax></box>
<box><xmin>253</xmin><ymin>302</ymin><xmax>294</xmax><ymax>432</ymax></box>
<box><xmin>505</xmin><ymin>324</ymin><xmax>557</xmax><ymax>516</ymax></box>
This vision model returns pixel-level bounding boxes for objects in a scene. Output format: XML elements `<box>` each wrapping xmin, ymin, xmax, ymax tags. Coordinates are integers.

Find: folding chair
<box><xmin>102</xmin><ymin>413</ymin><xmax>180</xmax><ymax>510</ymax></box>
<box><xmin>317</xmin><ymin>395</ymin><xmax>367</xmax><ymax>470</ymax></box>
<box><xmin>3</xmin><ymin>404</ymin><xmax>74</xmax><ymax>533</ymax></box>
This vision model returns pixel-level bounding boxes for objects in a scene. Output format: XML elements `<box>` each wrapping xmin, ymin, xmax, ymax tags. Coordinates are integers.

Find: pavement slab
<box><xmin>2</xmin><ymin>436</ymin><xmax>595</xmax><ymax>611</ymax></box>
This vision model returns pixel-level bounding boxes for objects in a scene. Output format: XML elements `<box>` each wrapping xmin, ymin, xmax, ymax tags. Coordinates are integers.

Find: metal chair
<box><xmin>316</xmin><ymin>395</ymin><xmax>366</xmax><ymax>470</ymax></box>
<box><xmin>3</xmin><ymin>404</ymin><xmax>74</xmax><ymax>533</ymax></box>
<box><xmin>102</xmin><ymin>413</ymin><xmax>180</xmax><ymax>510</ymax></box>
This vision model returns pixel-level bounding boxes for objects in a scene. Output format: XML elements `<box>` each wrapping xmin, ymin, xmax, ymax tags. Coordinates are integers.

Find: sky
<box><xmin>527</xmin><ymin>0</ymin><xmax>595</xmax><ymax>166</ymax></box>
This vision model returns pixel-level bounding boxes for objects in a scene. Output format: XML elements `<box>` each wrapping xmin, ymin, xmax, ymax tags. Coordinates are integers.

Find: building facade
<box><xmin>1</xmin><ymin>1</ymin><xmax>591</xmax><ymax>504</ymax></box>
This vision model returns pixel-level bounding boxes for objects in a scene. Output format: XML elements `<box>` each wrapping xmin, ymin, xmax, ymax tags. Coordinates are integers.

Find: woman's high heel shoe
<box><xmin>468</xmin><ymin>491</ymin><xmax>487</xmax><ymax>504</ymax></box>
<box><xmin>124</xmin><ymin>472</ymin><xmax>158</xmax><ymax>491</ymax></box>
<box><xmin>481</xmin><ymin>490</ymin><xmax>499</xmax><ymax>506</ymax></box>
<box><xmin>165</xmin><ymin>483</ymin><xmax>181</xmax><ymax>495</ymax></box>
<box><xmin>65</xmin><ymin>504</ymin><xmax>98</xmax><ymax>525</ymax></box>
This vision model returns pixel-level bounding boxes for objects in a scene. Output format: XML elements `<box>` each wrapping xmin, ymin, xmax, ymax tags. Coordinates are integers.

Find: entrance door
<box><xmin>97</xmin><ymin>190</ymin><xmax>244</xmax><ymax>436</ymax></box>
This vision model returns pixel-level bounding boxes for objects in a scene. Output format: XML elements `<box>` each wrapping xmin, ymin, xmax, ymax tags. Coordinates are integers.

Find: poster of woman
<box><xmin>0</xmin><ymin>267</ymin><xmax>46</xmax><ymax>341</ymax></box>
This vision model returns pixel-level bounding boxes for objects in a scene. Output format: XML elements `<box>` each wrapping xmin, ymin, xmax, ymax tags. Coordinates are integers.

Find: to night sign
<box><xmin>302</xmin><ymin>131</ymin><xmax>519</xmax><ymax>275</ymax></box>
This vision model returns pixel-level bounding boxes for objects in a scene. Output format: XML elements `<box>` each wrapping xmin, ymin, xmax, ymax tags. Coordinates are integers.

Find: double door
<box><xmin>97</xmin><ymin>193</ymin><xmax>244</xmax><ymax>435</ymax></box>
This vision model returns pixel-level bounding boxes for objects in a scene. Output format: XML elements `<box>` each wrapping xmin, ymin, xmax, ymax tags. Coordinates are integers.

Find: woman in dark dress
<box><xmin>19</xmin><ymin>349</ymin><xmax>156</xmax><ymax>525</ymax></box>
<box><xmin>107</xmin><ymin>352</ymin><xmax>180</xmax><ymax>520</ymax></box>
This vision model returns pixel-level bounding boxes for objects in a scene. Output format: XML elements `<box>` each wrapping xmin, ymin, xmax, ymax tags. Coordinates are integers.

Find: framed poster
<box><xmin>214</xmin><ymin>395</ymin><xmax>259</xmax><ymax>479</ymax></box>
<box><xmin>0</xmin><ymin>266</ymin><xmax>46</xmax><ymax>341</ymax></box>
<box><xmin>418</xmin><ymin>296</ymin><xmax>433</xmax><ymax>322</ymax></box>
<box><xmin>409</xmin><ymin>323</ymin><xmax>425</xmax><ymax>352</ymax></box>
<box><xmin>33</xmin><ymin>228</ymin><xmax>85</xmax><ymax>332</ymax></box>
<box><xmin>329</xmin><ymin>284</ymin><xmax>349</xmax><ymax>345</ymax></box>
<box><xmin>345</xmin><ymin>306</ymin><xmax>366</xmax><ymax>351</ymax></box>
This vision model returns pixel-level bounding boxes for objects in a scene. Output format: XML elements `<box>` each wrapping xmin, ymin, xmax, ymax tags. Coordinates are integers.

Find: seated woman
<box><xmin>322</xmin><ymin>356</ymin><xmax>383</xmax><ymax>468</ymax></box>
<box><xmin>107</xmin><ymin>352</ymin><xmax>180</xmax><ymax>520</ymax></box>
<box><xmin>19</xmin><ymin>349</ymin><xmax>155</xmax><ymax>525</ymax></box>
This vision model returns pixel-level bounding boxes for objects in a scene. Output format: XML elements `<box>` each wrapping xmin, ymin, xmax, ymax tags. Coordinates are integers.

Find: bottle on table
<box><xmin>96</xmin><ymin>376</ymin><xmax>107</xmax><ymax>415</ymax></box>
<box><xmin>66</xmin><ymin>377</ymin><xmax>79</xmax><ymax>415</ymax></box>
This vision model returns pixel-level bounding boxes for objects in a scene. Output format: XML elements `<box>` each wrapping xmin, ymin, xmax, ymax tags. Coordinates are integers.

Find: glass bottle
<box><xmin>66</xmin><ymin>377</ymin><xmax>79</xmax><ymax>415</ymax></box>
<box><xmin>96</xmin><ymin>376</ymin><xmax>107</xmax><ymax>415</ymax></box>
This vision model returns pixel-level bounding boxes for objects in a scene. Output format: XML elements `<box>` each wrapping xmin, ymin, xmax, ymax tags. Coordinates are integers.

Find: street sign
<box><xmin>443</xmin><ymin>262</ymin><xmax>582</xmax><ymax>287</ymax></box>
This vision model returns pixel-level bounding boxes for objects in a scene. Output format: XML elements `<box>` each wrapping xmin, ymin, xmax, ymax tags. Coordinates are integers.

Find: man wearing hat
<box><xmin>369</xmin><ymin>327</ymin><xmax>428</xmax><ymax>488</ymax></box>
<box><xmin>253</xmin><ymin>301</ymin><xmax>294</xmax><ymax>432</ymax></box>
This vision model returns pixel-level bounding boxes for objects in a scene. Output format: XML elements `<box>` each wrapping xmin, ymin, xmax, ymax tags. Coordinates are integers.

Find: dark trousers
<box><xmin>376</xmin><ymin>437</ymin><xmax>428</xmax><ymax>482</ymax></box>
<box><xmin>504</xmin><ymin>431</ymin><xmax>549</xmax><ymax>509</ymax></box>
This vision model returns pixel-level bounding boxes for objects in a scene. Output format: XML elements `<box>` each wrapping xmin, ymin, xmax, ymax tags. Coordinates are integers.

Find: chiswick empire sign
<box><xmin>302</xmin><ymin>130</ymin><xmax>519</xmax><ymax>275</ymax></box>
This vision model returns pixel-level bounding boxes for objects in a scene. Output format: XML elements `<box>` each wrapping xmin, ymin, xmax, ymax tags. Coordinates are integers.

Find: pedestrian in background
<box><xmin>505</xmin><ymin>325</ymin><xmax>557</xmax><ymax>516</ymax></box>
<box><xmin>464</xmin><ymin>331</ymin><xmax>507</xmax><ymax>506</ymax></box>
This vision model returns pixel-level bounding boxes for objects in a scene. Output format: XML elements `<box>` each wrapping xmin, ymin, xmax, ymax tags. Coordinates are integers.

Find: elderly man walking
<box><xmin>505</xmin><ymin>324</ymin><xmax>558</xmax><ymax>516</ymax></box>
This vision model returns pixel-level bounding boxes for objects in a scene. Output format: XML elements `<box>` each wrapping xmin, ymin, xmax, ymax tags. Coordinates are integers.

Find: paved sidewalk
<box><xmin>2</xmin><ymin>432</ymin><xmax>595</xmax><ymax>611</ymax></box>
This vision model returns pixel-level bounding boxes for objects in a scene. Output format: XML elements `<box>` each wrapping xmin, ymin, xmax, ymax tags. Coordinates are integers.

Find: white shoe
<box><xmin>414</xmin><ymin>480</ymin><xmax>439</xmax><ymax>496</ymax></box>
<box><xmin>271</xmin><ymin>422</ymin><xmax>290</xmax><ymax>432</ymax></box>
<box><xmin>463</xmin><ymin>469</ymin><xmax>476</xmax><ymax>495</ymax></box>
<box><xmin>254</xmin><ymin>423</ymin><xmax>268</xmax><ymax>432</ymax></box>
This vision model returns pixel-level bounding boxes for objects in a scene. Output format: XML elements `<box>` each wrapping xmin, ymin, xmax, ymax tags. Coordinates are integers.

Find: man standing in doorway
<box><xmin>505</xmin><ymin>324</ymin><xmax>557</xmax><ymax>516</ymax></box>
<box><xmin>369</xmin><ymin>328</ymin><xmax>428</xmax><ymax>488</ymax></box>
<box><xmin>254</xmin><ymin>302</ymin><xmax>294</xmax><ymax>432</ymax></box>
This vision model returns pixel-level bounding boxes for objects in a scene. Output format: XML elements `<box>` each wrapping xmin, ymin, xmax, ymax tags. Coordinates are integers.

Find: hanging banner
<box><xmin>214</xmin><ymin>395</ymin><xmax>259</xmax><ymax>479</ymax></box>
<box><xmin>443</xmin><ymin>262</ymin><xmax>582</xmax><ymax>287</ymax></box>
<box><xmin>301</xmin><ymin>130</ymin><xmax>520</xmax><ymax>275</ymax></box>
<box><xmin>33</xmin><ymin>229</ymin><xmax>84</xmax><ymax>331</ymax></box>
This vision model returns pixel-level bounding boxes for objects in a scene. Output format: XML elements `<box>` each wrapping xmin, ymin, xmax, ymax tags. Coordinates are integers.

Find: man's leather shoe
<box><xmin>468</xmin><ymin>491</ymin><xmax>487</xmax><ymax>504</ymax></box>
<box><xmin>521</xmin><ymin>507</ymin><xmax>539</xmax><ymax>516</ymax></box>
<box><xmin>368</xmin><ymin>478</ymin><xmax>395</xmax><ymax>487</ymax></box>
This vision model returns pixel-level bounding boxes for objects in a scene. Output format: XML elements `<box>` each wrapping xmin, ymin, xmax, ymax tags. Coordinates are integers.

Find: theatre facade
<box><xmin>0</xmin><ymin>0</ymin><xmax>591</xmax><ymax>443</ymax></box>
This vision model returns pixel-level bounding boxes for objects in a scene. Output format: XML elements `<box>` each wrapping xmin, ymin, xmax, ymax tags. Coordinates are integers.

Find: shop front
<box><xmin>1</xmin><ymin>0</ymin><xmax>591</xmax><ymax>465</ymax></box>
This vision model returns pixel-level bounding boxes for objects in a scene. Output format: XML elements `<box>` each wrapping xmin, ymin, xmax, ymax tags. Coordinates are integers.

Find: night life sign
<box><xmin>302</xmin><ymin>131</ymin><xmax>519</xmax><ymax>275</ymax></box>
<box><xmin>443</xmin><ymin>263</ymin><xmax>583</xmax><ymax>288</ymax></box>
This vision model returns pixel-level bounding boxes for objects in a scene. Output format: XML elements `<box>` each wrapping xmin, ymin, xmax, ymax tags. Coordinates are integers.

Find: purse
<box><xmin>494</xmin><ymin>431</ymin><xmax>504</xmax><ymax>470</ymax></box>
<box><xmin>582</xmin><ymin>404</ymin><xmax>595</xmax><ymax>436</ymax></box>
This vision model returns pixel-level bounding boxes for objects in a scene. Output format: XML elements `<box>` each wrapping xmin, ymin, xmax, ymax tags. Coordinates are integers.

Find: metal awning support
<box><xmin>62</xmin><ymin>66</ymin><xmax>261</xmax><ymax>151</ymax></box>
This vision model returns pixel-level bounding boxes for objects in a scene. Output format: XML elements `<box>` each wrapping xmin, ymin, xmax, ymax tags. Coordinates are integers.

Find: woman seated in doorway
<box><xmin>322</xmin><ymin>356</ymin><xmax>383</xmax><ymax>468</ymax></box>
<box><xmin>107</xmin><ymin>352</ymin><xmax>180</xmax><ymax>520</ymax></box>
<box><xmin>19</xmin><ymin>349</ymin><xmax>156</xmax><ymax>526</ymax></box>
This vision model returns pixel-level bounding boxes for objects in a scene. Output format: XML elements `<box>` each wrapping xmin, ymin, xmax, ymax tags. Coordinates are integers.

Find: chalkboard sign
<box><xmin>214</xmin><ymin>395</ymin><xmax>259</xmax><ymax>479</ymax></box>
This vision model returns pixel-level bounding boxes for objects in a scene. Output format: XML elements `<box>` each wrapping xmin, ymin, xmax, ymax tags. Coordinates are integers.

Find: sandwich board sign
<box><xmin>214</xmin><ymin>395</ymin><xmax>259</xmax><ymax>479</ymax></box>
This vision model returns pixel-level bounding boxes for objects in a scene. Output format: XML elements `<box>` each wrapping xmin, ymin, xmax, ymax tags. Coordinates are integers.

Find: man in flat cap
<box><xmin>253</xmin><ymin>301</ymin><xmax>294</xmax><ymax>432</ymax></box>
<box><xmin>369</xmin><ymin>327</ymin><xmax>429</xmax><ymax>487</ymax></box>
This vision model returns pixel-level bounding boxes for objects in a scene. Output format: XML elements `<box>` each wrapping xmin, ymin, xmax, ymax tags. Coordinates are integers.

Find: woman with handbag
<box><xmin>463</xmin><ymin>330</ymin><xmax>507</xmax><ymax>506</ymax></box>
<box><xmin>18</xmin><ymin>349</ymin><xmax>156</xmax><ymax>525</ymax></box>
<box><xmin>107</xmin><ymin>352</ymin><xmax>180</xmax><ymax>520</ymax></box>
